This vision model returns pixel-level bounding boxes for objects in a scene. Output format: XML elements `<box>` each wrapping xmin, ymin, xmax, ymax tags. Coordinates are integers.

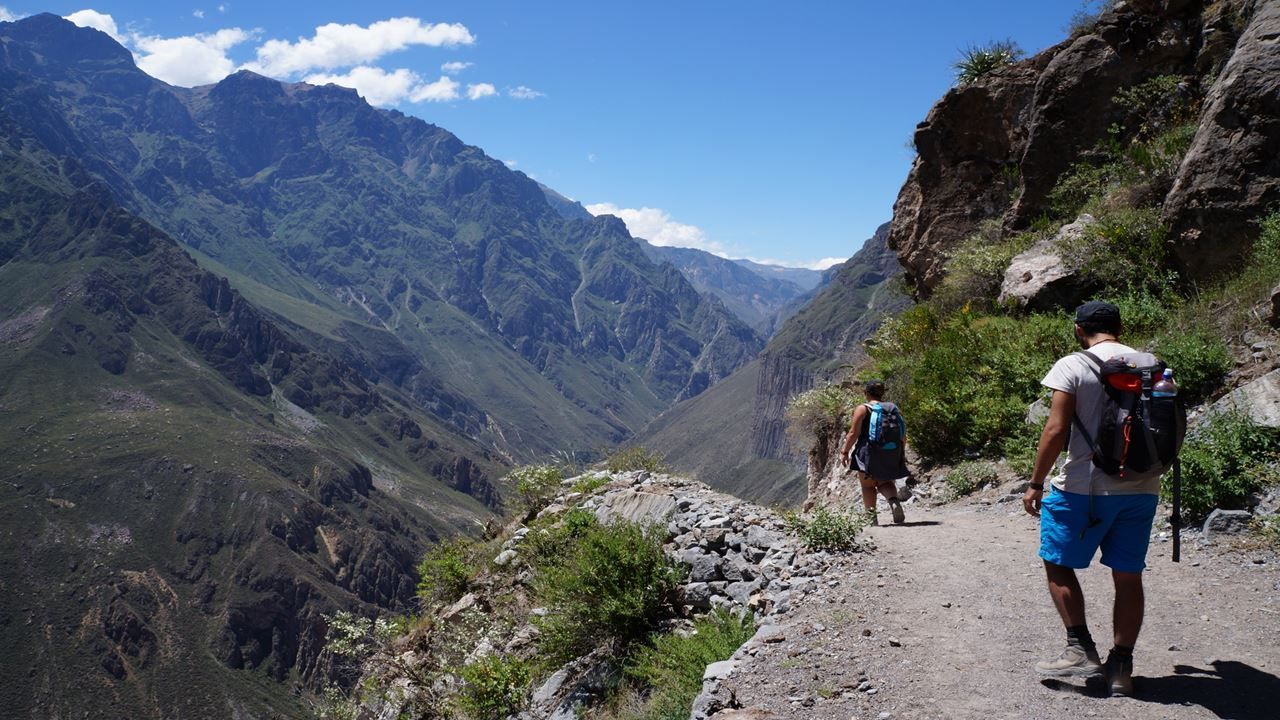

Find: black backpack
<box><xmin>1072</xmin><ymin>350</ymin><xmax>1186</xmax><ymax>479</ymax></box>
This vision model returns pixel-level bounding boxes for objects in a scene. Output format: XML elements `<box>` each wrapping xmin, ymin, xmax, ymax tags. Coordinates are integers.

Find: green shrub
<box><xmin>869</xmin><ymin>306</ymin><xmax>1075</xmax><ymax>460</ymax></box>
<box><xmin>953</xmin><ymin>40</ymin><xmax>1025</xmax><ymax>85</ymax></box>
<box><xmin>533</xmin><ymin>520</ymin><xmax>684</xmax><ymax>662</ymax></box>
<box><xmin>452</xmin><ymin>655</ymin><xmax>532</xmax><ymax>720</ymax></box>
<box><xmin>1114</xmin><ymin>74</ymin><xmax>1181</xmax><ymax>111</ymax></box>
<box><xmin>571</xmin><ymin>472</ymin><xmax>612</xmax><ymax>494</ymax></box>
<box><xmin>945</xmin><ymin>460</ymin><xmax>999</xmax><ymax>498</ymax></box>
<box><xmin>1254</xmin><ymin>514</ymin><xmax>1280</xmax><ymax>549</ymax></box>
<box><xmin>1065</xmin><ymin>0</ymin><xmax>1116</xmax><ymax>36</ymax></box>
<box><xmin>614</xmin><ymin>609</ymin><xmax>757</xmax><ymax>720</ymax></box>
<box><xmin>1112</xmin><ymin>290</ymin><xmax>1176</xmax><ymax>339</ymax></box>
<box><xmin>1000</xmin><ymin>422</ymin><xmax>1041</xmax><ymax>477</ymax></box>
<box><xmin>417</xmin><ymin>538</ymin><xmax>475</xmax><ymax>606</ymax></box>
<box><xmin>785</xmin><ymin>384</ymin><xmax>859</xmax><ymax>445</ymax></box>
<box><xmin>523</xmin><ymin>507</ymin><xmax>600</xmax><ymax>571</ymax></box>
<box><xmin>509</xmin><ymin>464</ymin><xmax>564</xmax><ymax>515</ymax></box>
<box><xmin>1165</xmin><ymin>410</ymin><xmax>1280</xmax><ymax>521</ymax></box>
<box><xmin>605</xmin><ymin>446</ymin><xmax>671</xmax><ymax>474</ymax></box>
<box><xmin>933</xmin><ymin>222</ymin><xmax>1040</xmax><ymax>311</ymax></box>
<box><xmin>784</xmin><ymin>506</ymin><xmax>871</xmax><ymax>552</ymax></box>
<box><xmin>1066</xmin><ymin>207</ymin><xmax>1174</xmax><ymax>295</ymax></box>
<box><xmin>1046</xmin><ymin>159</ymin><xmax>1130</xmax><ymax>219</ymax></box>
<box><xmin>1152</xmin><ymin>330</ymin><xmax>1230</xmax><ymax>402</ymax></box>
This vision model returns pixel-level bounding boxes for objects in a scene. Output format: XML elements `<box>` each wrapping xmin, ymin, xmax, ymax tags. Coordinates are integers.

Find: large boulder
<box><xmin>1270</xmin><ymin>284</ymin><xmax>1280</xmax><ymax>326</ymax></box>
<box><xmin>1165</xmin><ymin>0</ymin><xmax>1280</xmax><ymax>279</ymax></box>
<box><xmin>1206</xmin><ymin>369</ymin><xmax>1280</xmax><ymax>428</ymax></box>
<box><xmin>998</xmin><ymin>215</ymin><xmax>1098</xmax><ymax>310</ymax></box>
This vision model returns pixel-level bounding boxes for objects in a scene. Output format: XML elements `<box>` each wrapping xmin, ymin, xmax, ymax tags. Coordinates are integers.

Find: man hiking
<box><xmin>1022</xmin><ymin>301</ymin><xmax>1159</xmax><ymax>696</ymax></box>
<box><xmin>839</xmin><ymin>379</ymin><xmax>908</xmax><ymax>525</ymax></box>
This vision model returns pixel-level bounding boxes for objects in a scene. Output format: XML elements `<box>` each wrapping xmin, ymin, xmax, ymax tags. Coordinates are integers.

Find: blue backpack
<box><xmin>866</xmin><ymin>402</ymin><xmax>905</xmax><ymax>451</ymax></box>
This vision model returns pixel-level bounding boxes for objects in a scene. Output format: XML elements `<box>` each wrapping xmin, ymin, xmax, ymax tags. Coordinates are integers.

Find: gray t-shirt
<box><xmin>1040</xmin><ymin>341</ymin><xmax>1160</xmax><ymax>496</ymax></box>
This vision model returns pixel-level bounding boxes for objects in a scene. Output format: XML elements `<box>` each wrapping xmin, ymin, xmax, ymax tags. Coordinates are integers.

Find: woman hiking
<box><xmin>839</xmin><ymin>379</ymin><xmax>909</xmax><ymax>525</ymax></box>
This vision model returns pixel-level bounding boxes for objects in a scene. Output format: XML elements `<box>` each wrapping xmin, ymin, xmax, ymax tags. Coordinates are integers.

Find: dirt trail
<box><xmin>718</xmin><ymin>496</ymin><xmax>1280</xmax><ymax>720</ymax></box>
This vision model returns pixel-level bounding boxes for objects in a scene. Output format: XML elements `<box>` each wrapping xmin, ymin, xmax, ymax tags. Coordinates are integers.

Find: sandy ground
<box><xmin>716</xmin><ymin>493</ymin><xmax>1280</xmax><ymax>720</ymax></box>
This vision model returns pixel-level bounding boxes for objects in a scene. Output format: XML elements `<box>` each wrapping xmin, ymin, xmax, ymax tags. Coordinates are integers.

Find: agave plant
<box><xmin>953</xmin><ymin>40</ymin><xmax>1025</xmax><ymax>85</ymax></box>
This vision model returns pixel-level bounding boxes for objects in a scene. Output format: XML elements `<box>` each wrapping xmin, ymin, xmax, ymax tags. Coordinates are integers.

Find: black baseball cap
<box><xmin>1075</xmin><ymin>300</ymin><xmax>1121</xmax><ymax>324</ymax></box>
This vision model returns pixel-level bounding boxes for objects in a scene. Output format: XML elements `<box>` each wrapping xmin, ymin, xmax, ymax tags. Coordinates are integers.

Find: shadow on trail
<box><xmin>1137</xmin><ymin>661</ymin><xmax>1280</xmax><ymax>719</ymax></box>
<box><xmin>1039</xmin><ymin>677</ymin><xmax>1108</xmax><ymax>698</ymax></box>
<box><xmin>878</xmin><ymin>520</ymin><xmax>942</xmax><ymax>528</ymax></box>
<box><xmin>1041</xmin><ymin>661</ymin><xmax>1280</xmax><ymax>719</ymax></box>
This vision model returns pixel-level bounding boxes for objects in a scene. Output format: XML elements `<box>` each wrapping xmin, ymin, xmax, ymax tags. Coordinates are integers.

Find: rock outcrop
<box><xmin>889</xmin><ymin>0</ymin><xmax>1277</xmax><ymax>297</ymax></box>
<box><xmin>1165</xmin><ymin>0</ymin><xmax>1280</xmax><ymax>277</ymax></box>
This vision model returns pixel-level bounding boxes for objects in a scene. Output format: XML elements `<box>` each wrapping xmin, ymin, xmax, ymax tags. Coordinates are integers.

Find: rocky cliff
<box><xmin>890</xmin><ymin>0</ymin><xmax>1279</xmax><ymax>296</ymax></box>
<box><xmin>749</xmin><ymin>223</ymin><xmax>908</xmax><ymax>461</ymax></box>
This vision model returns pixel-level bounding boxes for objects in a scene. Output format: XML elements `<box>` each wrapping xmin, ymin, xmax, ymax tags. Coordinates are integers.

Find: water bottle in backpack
<box><xmin>1152</xmin><ymin>369</ymin><xmax>1178</xmax><ymax>397</ymax></box>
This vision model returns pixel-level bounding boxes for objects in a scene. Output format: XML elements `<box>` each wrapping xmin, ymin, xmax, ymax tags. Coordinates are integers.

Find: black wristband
<box><xmin>1029</xmin><ymin>482</ymin><xmax>1045</xmax><ymax>491</ymax></box>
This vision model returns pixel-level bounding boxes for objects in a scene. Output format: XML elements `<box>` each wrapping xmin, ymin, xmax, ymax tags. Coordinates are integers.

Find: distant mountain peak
<box><xmin>4</xmin><ymin>12</ymin><xmax>134</xmax><ymax>67</ymax></box>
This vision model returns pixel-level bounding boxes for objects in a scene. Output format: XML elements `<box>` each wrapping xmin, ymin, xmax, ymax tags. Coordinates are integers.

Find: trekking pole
<box><xmin>1172</xmin><ymin>457</ymin><xmax>1181</xmax><ymax>563</ymax></box>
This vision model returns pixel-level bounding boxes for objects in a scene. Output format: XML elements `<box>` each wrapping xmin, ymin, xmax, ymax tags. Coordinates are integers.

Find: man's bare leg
<box><xmin>1035</xmin><ymin>560</ymin><xmax>1101</xmax><ymax>676</ymax></box>
<box><xmin>1045</xmin><ymin>560</ymin><xmax>1087</xmax><ymax>626</ymax></box>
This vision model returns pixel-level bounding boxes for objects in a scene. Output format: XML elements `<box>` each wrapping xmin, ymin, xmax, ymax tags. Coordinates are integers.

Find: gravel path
<box><xmin>714</xmin><ymin>496</ymin><xmax>1280</xmax><ymax>720</ymax></box>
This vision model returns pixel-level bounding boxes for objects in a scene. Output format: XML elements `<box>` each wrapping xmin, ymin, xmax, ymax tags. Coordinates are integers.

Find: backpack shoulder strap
<box><xmin>1070</xmin><ymin>351</ymin><xmax>1105</xmax><ymax>456</ymax></box>
<box><xmin>1076</xmin><ymin>351</ymin><xmax>1104</xmax><ymax>381</ymax></box>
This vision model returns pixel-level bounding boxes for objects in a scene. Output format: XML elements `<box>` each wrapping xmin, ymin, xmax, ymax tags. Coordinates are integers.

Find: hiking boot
<box><xmin>889</xmin><ymin>498</ymin><xmax>906</xmax><ymax>524</ymax></box>
<box><xmin>1105</xmin><ymin>653</ymin><xmax>1134</xmax><ymax>696</ymax></box>
<box><xmin>864</xmin><ymin>507</ymin><xmax>879</xmax><ymax>526</ymax></box>
<box><xmin>1034</xmin><ymin>643</ymin><xmax>1102</xmax><ymax>678</ymax></box>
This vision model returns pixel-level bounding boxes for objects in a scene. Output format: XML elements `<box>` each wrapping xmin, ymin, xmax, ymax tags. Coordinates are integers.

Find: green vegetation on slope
<box><xmin>791</xmin><ymin>73</ymin><xmax>1277</xmax><ymax>514</ymax></box>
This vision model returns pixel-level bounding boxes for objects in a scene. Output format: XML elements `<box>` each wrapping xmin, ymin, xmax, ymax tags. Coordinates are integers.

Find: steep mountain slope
<box><xmin>641</xmin><ymin>225</ymin><xmax>906</xmax><ymax>502</ymax></box>
<box><xmin>639</xmin><ymin>241</ymin><xmax>812</xmax><ymax>334</ymax></box>
<box><xmin>0</xmin><ymin>139</ymin><xmax>501</xmax><ymax>718</ymax></box>
<box><xmin>0</xmin><ymin>14</ymin><xmax>762</xmax><ymax>461</ymax></box>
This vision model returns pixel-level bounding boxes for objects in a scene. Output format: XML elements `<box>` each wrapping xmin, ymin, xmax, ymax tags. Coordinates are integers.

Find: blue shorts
<box><xmin>1039</xmin><ymin>490</ymin><xmax>1158</xmax><ymax>573</ymax></box>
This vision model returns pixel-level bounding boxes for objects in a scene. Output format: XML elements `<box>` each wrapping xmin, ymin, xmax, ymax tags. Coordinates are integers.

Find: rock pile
<box><xmin>506</xmin><ymin>470</ymin><xmax>840</xmax><ymax>719</ymax></box>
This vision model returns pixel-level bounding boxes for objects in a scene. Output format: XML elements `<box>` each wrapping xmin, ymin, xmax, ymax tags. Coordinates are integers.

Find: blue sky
<box><xmin>9</xmin><ymin>2</ymin><xmax>1095</xmax><ymax>268</ymax></box>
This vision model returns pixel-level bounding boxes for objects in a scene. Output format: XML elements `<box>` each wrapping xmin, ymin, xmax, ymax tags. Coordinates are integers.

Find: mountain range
<box><xmin>0</xmin><ymin>13</ymin><xmax>777</xmax><ymax>718</ymax></box>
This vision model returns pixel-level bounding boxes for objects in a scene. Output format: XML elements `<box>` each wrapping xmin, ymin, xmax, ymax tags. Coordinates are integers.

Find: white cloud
<box><xmin>585</xmin><ymin>203</ymin><xmax>726</xmax><ymax>255</ymax></box>
<box><xmin>193</xmin><ymin>9</ymin><xmax>205</xmax><ymax>19</ymax></box>
<box><xmin>305</xmin><ymin>66</ymin><xmax>422</xmax><ymax>106</ymax></box>
<box><xmin>746</xmin><ymin>256</ymin><xmax>845</xmax><ymax>271</ymax></box>
<box><xmin>466</xmin><ymin>82</ymin><xmax>496</xmax><ymax>100</ymax></box>
<box><xmin>504</xmin><ymin>159</ymin><xmax>518</xmax><ymax>169</ymax></box>
<box><xmin>303</xmin><ymin>67</ymin><xmax>463</xmax><ymax>105</ymax></box>
<box><xmin>409</xmin><ymin>75</ymin><xmax>459</xmax><ymax>102</ymax></box>
<box><xmin>509</xmin><ymin>85</ymin><xmax>545</xmax><ymax>100</ymax></box>
<box><xmin>246</xmin><ymin>17</ymin><xmax>474</xmax><ymax>77</ymax></box>
<box><xmin>441</xmin><ymin>60</ymin><xmax>472</xmax><ymax>75</ymax></box>
<box><xmin>64</xmin><ymin>9</ymin><xmax>123</xmax><ymax>41</ymax></box>
<box><xmin>133</xmin><ymin>27</ymin><xmax>255</xmax><ymax>86</ymax></box>
<box><xmin>1</xmin><ymin>6</ymin><xmax>22</xmax><ymax>21</ymax></box>
<box><xmin>217</xmin><ymin>3</ymin><xmax>227</xmax><ymax>11</ymax></box>
<box><xmin>587</xmin><ymin>153</ymin><xmax>597</xmax><ymax>163</ymax></box>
